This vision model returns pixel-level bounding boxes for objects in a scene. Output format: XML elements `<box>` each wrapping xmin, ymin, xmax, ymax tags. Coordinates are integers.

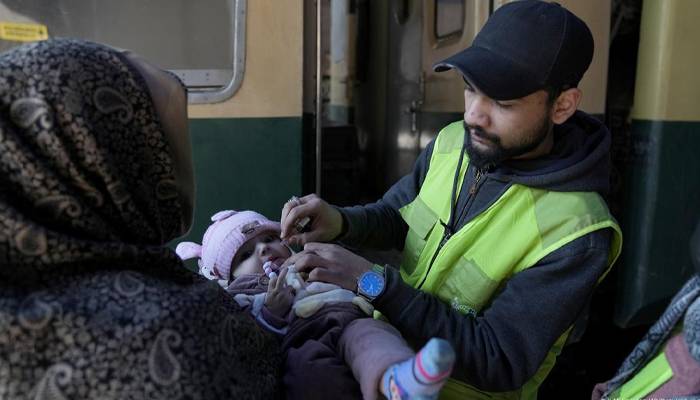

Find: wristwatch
<box><xmin>356</xmin><ymin>264</ymin><xmax>386</xmax><ymax>303</ymax></box>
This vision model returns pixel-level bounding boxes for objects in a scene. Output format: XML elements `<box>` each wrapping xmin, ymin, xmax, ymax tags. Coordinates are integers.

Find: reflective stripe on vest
<box><xmin>611</xmin><ymin>349</ymin><xmax>673</xmax><ymax>399</ymax></box>
<box><xmin>398</xmin><ymin>121</ymin><xmax>623</xmax><ymax>399</ymax></box>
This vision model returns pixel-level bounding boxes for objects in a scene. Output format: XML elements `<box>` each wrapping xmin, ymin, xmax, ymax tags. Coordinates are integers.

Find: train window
<box><xmin>0</xmin><ymin>0</ymin><xmax>246</xmax><ymax>104</ymax></box>
<box><xmin>434</xmin><ymin>0</ymin><xmax>464</xmax><ymax>39</ymax></box>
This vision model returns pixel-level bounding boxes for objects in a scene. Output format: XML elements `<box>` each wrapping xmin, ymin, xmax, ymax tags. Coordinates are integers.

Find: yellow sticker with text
<box><xmin>0</xmin><ymin>22</ymin><xmax>49</xmax><ymax>42</ymax></box>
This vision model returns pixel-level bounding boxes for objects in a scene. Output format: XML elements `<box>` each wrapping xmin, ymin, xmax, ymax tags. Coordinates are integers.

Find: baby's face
<box><xmin>230</xmin><ymin>231</ymin><xmax>292</xmax><ymax>280</ymax></box>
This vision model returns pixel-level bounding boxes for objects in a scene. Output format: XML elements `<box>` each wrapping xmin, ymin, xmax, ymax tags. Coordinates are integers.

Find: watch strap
<box><xmin>371</xmin><ymin>264</ymin><xmax>385</xmax><ymax>275</ymax></box>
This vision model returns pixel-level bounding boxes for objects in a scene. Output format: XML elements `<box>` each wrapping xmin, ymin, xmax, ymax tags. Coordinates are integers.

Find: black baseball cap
<box><xmin>433</xmin><ymin>0</ymin><xmax>594</xmax><ymax>100</ymax></box>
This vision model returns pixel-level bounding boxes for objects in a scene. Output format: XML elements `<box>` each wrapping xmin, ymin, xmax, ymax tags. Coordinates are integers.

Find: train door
<box><xmin>351</xmin><ymin>1</ymin><xmax>484</xmax><ymax>199</ymax></box>
<box><xmin>382</xmin><ymin>0</ymin><xmax>427</xmax><ymax>192</ymax></box>
<box><xmin>419</xmin><ymin>0</ymin><xmax>490</xmax><ymax>151</ymax></box>
<box><xmin>352</xmin><ymin>0</ymin><xmax>610</xmax><ymax>200</ymax></box>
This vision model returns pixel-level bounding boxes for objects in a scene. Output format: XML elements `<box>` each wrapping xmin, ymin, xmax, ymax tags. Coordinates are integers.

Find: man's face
<box><xmin>462</xmin><ymin>80</ymin><xmax>554</xmax><ymax>169</ymax></box>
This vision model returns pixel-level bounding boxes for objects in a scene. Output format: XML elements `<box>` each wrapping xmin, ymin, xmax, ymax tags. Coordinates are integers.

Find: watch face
<box><xmin>359</xmin><ymin>271</ymin><xmax>385</xmax><ymax>297</ymax></box>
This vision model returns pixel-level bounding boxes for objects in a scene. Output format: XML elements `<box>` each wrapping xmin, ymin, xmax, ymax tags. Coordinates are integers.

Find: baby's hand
<box><xmin>264</xmin><ymin>267</ymin><xmax>294</xmax><ymax>317</ymax></box>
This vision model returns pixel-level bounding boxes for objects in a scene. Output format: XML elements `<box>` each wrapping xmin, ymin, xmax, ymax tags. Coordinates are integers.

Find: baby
<box><xmin>177</xmin><ymin>210</ymin><xmax>456</xmax><ymax>400</ymax></box>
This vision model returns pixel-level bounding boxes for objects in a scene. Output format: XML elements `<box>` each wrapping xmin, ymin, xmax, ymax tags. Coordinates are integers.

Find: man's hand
<box><xmin>280</xmin><ymin>194</ymin><xmax>343</xmax><ymax>246</ymax></box>
<box><xmin>281</xmin><ymin>243</ymin><xmax>374</xmax><ymax>291</ymax></box>
<box><xmin>264</xmin><ymin>267</ymin><xmax>294</xmax><ymax>317</ymax></box>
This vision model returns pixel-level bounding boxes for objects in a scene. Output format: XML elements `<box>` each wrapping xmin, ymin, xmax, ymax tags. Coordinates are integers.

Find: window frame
<box><xmin>0</xmin><ymin>0</ymin><xmax>247</xmax><ymax>105</ymax></box>
<box><xmin>433</xmin><ymin>0</ymin><xmax>465</xmax><ymax>42</ymax></box>
<box><xmin>174</xmin><ymin>0</ymin><xmax>246</xmax><ymax>104</ymax></box>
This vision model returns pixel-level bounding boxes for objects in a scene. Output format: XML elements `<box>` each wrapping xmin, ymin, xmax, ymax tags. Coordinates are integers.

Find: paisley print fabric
<box><xmin>0</xmin><ymin>39</ymin><xmax>281</xmax><ymax>399</ymax></box>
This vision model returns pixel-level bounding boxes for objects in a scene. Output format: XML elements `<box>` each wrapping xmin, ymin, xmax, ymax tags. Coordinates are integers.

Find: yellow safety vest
<box><xmin>398</xmin><ymin>121</ymin><xmax>623</xmax><ymax>399</ymax></box>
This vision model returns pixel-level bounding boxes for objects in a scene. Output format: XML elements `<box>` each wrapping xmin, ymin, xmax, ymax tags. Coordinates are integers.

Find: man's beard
<box><xmin>463</xmin><ymin>113</ymin><xmax>552</xmax><ymax>170</ymax></box>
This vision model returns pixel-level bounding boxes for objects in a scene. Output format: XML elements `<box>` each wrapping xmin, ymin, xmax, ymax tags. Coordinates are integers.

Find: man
<box><xmin>281</xmin><ymin>1</ymin><xmax>622</xmax><ymax>398</ymax></box>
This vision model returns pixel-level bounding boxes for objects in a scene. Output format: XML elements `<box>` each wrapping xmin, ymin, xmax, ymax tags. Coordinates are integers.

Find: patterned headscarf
<box><xmin>0</xmin><ymin>38</ymin><xmax>192</xmax><ymax>284</ymax></box>
<box><xmin>0</xmin><ymin>39</ymin><xmax>281</xmax><ymax>398</ymax></box>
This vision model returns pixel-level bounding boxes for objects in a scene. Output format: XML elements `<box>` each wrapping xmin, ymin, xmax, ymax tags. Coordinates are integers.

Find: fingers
<box><xmin>302</xmin><ymin>242</ymin><xmax>353</xmax><ymax>262</ymax></box>
<box><xmin>307</xmin><ymin>266</ymin><xmax>355</xmax><ymax>291</ymax></box>
<box><xmin>280</xmin><ymin>196</ymin><xmax>302</xmax><ymax>238</ymax></box>
<box><xmin>282</xmin><ymin>203</ymin><xmax>314</xmax><ymax>240</ymax></box>
<box><xmin>280</xmin><ymin>194</ymin><xmax>328</xmax><ymax>242</ymax></box>
<box><xmin>267</xmin><ymin>268</ymin><xmax>294</xmax><ymax>301</ymax></box>
<box><xmin>302</xmin><ymin>242</ymin><xmax>338</xmax><ymax>256</ymax></box>
<box><xmin>275</xmin><ymin>267</ymin><xmax>289</xmax><ymax>290</ymax></box>
<box><xmin>283</xmin><ymin>231</ymin><xmax>311</xmax><ymax>248</ymax></box>
<box><xmin>280</xmin><ymin>243</ymin><xmax>341</xmax><ymax>271</ymax></box>
<box><xmin>284</xmin><ymin>251</ymin><xmax>328</xmax><ymax>274</ymax></box>
<box><xmin>267</xmin><ymin>275</ymin><xmax>278</xmax><ymax>294</ymax></box>
<box><xmin>306</xmin><ymin>267</ymin><xmax>334</xmax><ymax>284</ymax></box>
<box><xmin>302</xmin><ymin>242</ymin><xmax>373</xmax><ymax>288</ymax></box>
<box><xmin>280</xmin><ymin>250</ymin><xmax>303</xmax><ymax>268</ymax></box>
<box><xmin>299</xmin><ymin>193</ymin><xmax>319</xmax><ymax>204</ymax></box>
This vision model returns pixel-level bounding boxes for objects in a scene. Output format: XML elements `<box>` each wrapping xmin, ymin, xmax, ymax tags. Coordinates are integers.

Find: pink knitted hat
<box><xmin>175</xmin><ymin>210</ymin><xmax>281</xmax><ymax>281</ymax></box>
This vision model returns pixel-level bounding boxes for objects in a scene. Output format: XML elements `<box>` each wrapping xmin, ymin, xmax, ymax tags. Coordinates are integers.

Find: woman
<box><xmin>0</xmin><ymin>39</ymin><xmax>281</xmax><ymax>399</ymax></box>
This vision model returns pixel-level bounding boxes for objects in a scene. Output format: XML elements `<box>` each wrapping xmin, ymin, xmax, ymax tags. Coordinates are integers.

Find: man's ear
<box><xmin>550</xmin><ymin>88</ymin><xmax>582</xmax><ymax>124</ymax></box>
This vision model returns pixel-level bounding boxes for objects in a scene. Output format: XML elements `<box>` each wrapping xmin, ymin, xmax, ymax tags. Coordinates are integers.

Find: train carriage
<box><xmin>1</xmin><ymin>0</ymin><xmax>699</xmax><ymax>397</ymax></box>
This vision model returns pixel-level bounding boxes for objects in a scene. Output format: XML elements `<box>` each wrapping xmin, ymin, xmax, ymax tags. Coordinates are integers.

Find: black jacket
<box><xmin>338</xmin><ymin>111</ymin><xmax>614</xmax><ymax>391</ymax></box>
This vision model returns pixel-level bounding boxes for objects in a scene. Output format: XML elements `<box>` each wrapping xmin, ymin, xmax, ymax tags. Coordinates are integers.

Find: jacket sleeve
<box><xmin>235</xmin><ymin>292</ymin><xmax>290</xmax><ymax>335</ymax></box>
<box><xmin>374</xmin><ymin>229</ymin><xmax>612</xmax><ymax>391</ymax></box>
<box><xmin>337</xmin><ymin>140</ymin><xmax>435</xmax><ymax>250</ymax></box>
<box><xmin>258</xmin><ymin>306</ymin><xmax>290</xmax><ymax>335</ymax></box>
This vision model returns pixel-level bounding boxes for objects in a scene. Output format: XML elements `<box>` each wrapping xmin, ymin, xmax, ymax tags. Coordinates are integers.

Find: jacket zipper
<box><xmin>417</xmin><ymin>168</ymin><xmax>484</xmax><ymax>289</ymax></box>
<box><xmin>469</xmin><ymin>169</ymin><xmax>483</xmax><ymax>195</ymax></box>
